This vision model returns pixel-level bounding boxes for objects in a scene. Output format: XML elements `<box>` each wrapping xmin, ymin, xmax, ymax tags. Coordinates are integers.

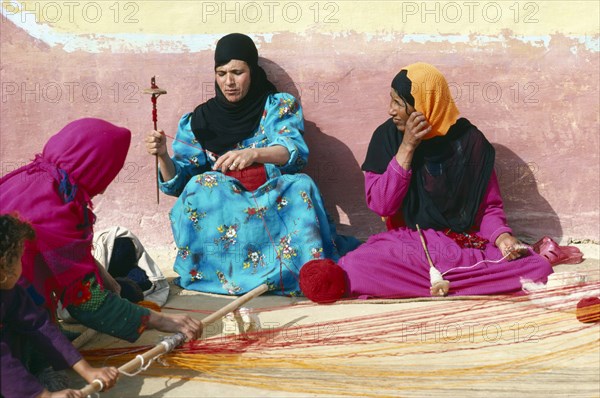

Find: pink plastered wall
<box><xmin>1</xmin><ymin>21</ymin><xmax>598</xmax><ymax>248</ymax></box>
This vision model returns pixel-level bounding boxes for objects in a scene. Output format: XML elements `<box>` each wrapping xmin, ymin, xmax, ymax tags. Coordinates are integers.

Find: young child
<box><xmin>0</xmin><ymin>214</ymin><xmax>119</xmax><ymax>398</ymax></box>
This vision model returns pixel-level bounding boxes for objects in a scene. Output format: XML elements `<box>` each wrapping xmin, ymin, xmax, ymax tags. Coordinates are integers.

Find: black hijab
<box><xmin>191</xmin><ymin>33</ymin><xmax>277</xmax><ymax>154</ymax></box>
<box><xmin>362</xmin><ymin>65</ymin><xmax>495</xmax><ymax>232</ymax></box>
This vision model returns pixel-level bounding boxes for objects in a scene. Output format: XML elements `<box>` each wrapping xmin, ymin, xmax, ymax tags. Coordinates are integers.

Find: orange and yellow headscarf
<box><xmin>391</xmin><ymin>62</ymin><xmax>459</xmax><ymax>140</ymax></box>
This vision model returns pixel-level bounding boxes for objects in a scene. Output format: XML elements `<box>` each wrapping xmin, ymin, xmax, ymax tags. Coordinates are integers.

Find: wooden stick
<box><xmin>200</xmin><ymin>284</ymin><xmax>268</xmax><ymax>326</ymax></box>
<box><xmin>154</xmin><ymin>155</ymin><xmax>159</xmax><ymax>204</ymax></box>
<box><xmin>72</xmin><ymin>328</ymin><xmax>98</xmax><ymax>350</ymax></box>
<box><xmin>416</xmin><ymin>224</ymin><xmax>450</xmax><ymax>296</ymax></box>
<box><xmin>415</xmin><ymin>224</ymin><xmax>435</xmax><ymax>269</ymax></box>
<box><xmin>79</xmin><ymin>284</ymin><xmax>269</xmax><ymax>396</ymax></box>
<box><xmin>143</xmin><ymin>76</ymin><xmax>167</xmax><ymax>205</ymax></box>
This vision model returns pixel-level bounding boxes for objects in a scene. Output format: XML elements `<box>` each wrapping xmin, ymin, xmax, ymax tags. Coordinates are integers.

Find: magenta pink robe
<box><xmin>0</xmin><ymin>118</ymin><xmax>130</xmax><ymax>311</ymax></box>
<box><xmin>339</xmin><ymin>158</ymin><xmax>553</xmax><ymax>298</ymax></box>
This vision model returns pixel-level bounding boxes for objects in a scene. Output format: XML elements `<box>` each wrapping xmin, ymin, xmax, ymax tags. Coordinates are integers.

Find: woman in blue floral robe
<box><xmin>147</xmin><ymin>34</ymin><xmax>352</xmax><ymax>296</ymax></box>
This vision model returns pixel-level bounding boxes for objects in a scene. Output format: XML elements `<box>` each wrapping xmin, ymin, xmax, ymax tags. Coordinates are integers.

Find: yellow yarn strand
<box><xmin>83</xmin><ymin>281</ymin><xmax>600</xmax><ymax>397</ymax></box>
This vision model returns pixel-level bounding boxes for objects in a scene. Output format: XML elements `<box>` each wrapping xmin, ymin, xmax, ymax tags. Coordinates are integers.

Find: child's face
<box><xmin>0</xmin><ymin>245</ymin><xmax>23</xmax><ymax>290</ymax></box>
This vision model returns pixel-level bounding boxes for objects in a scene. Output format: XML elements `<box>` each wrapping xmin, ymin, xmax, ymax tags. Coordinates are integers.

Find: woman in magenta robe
<box><xmin>0</xmin><ymin>118</ymin><xmax>201</xmax><ymax>342</ymax></box>
<box><xmin>300</xmin><ymin>63</ymin><xmax>554</xmax><ymax>303</ymax></box>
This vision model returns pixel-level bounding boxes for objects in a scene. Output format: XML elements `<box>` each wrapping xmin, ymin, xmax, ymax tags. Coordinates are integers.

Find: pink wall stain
<box><xmin>1</xmin><ymin>22</ymin><xmax>598</xmax><ymax>247</ymax></box>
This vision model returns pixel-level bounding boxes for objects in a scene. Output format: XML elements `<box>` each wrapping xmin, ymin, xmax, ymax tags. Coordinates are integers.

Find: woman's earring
<box><xmin>0</xmin><ymin>275</ymin><xmax>7</xmax><ymax>284</ymax></box>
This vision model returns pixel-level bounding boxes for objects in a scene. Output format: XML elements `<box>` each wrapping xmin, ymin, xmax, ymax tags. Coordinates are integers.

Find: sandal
<box><xmin>532</xmin><ymin>236</ymin><xmax>584</xmax><ymax>266</ymax></box>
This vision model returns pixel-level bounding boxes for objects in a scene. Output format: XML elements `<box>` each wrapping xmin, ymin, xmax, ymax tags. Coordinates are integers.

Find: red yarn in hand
<box><xmin>576</xmin><ymin>297</ymin><xmax>600</xmax><ymax>323</ymax></box>
<box><xmin>299</xmin><ymin>259</ymin><xmax>347</xmax><ymax>304</ymax></box>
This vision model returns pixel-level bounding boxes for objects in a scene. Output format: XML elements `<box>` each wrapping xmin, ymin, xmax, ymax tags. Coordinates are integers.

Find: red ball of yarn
<box><xmin>576</xmin><ymin>296</ymin><xmax>600</xmax><ymax>323</ymax></box>
<box><xmin>299</xmin><ymin>259</ymin><xmax>347</xmax><ymax>304</ymax></box>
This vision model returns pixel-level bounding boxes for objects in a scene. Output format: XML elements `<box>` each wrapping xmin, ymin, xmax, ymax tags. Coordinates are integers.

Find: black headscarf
<box><xmin>190</xmin><ymin>33</ymin><xmax>277</xmax><ymax>154</ymax></box>
<box><xmin>362</xmin><ymin>64</ymin><xmax>495</xmax><ymax>232</ymax></box>
<box><xmin>391</xmin><ymin>69</ymin><xmax>415</xmax><ymax>108</ymax></box>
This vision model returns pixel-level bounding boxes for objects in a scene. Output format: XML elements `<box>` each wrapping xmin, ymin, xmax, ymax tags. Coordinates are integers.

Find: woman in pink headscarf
<box><xmin>0</xmin><ymin>118</ymin><xmax>201</xmax><ymax>342</ymax></box>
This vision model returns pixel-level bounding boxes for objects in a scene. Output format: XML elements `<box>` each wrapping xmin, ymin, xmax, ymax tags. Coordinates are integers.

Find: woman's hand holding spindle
<box><xmin>145</xmin><ymin>130</ymin><xmax>175</xmax><ymax>181</ymax></box>
<box><xmin>496</xmin><ymin>233</ymin><xmax>528</xmax><ymax>261</ymax></box>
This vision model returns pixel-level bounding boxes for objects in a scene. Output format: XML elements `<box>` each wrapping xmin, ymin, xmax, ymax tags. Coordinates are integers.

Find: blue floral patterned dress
<box><xmin>160</xmin><ymin>93</ymin><xmax>341</xmax><ymax>296</ymax></box>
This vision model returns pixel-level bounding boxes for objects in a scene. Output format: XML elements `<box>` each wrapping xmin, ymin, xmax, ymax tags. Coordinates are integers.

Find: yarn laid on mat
<box><xmin>81</xmin><ymin>278</ymin><xmax>600</xmax><ymax>397</ymax></box>
<box><xmin>299</xmin><ymin>259</ymin><xmax>347</xmax><ymax>304</ymax></box>
<box><xmin>576</xmin><ymin>296</ymin><xmax>600</xmax><ymax>323</ymax></box>
<box><xmin>137</xmin><ymin>300</ymin><xmax>162</xmax><ymax>312</ymax></box>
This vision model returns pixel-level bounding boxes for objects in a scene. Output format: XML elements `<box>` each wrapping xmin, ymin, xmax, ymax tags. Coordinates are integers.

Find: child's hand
<box><xmin>72</xmin><ymin>359</ymin><xmax>119</xmax><ymax>392</ymax></box>
<box><xmin>81</xmin><ymin>366</ymin><xmax>119</xmax><ymax>391</ymax></box>
<box><xmin>38</xmin><ymin>389</ymin><xmax>83</xmax><ymax>398</ymax></box>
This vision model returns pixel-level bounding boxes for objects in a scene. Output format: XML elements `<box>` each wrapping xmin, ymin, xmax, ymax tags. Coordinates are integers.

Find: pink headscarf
<box><xmin>0</xmin><ymin>118</ymin><xmax>131</xmax><ymax>310</ymax></box>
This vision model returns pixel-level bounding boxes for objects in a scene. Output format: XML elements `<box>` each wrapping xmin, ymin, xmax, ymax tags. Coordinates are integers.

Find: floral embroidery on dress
<box><xmin>206</xmin><ymin>151</ymin><xmax>217</xmax><ymax>163</ymax></box>
<box><xmin>311</xmin><ymin>247</ymin><xmax>323</xmax><ymax>259</ymax></box>
<box><xmin>196</xmin><ymin>174</ymin><xmax>218</xmax><ymax>188</ymax></box>
<box><xmin>300</xmin><ymin>191</ymin><xmax>313</xmax><ymax>209</ymax></box>
<box><xmin>185</xmin><ymin>207</ymin><xmax>206</xmax><ymax>231</ymax></box>
<box><xmin>444</xmin><ymin>229</ymin><xmax>488</xmax><ymax>249</ymax></box>
<box><xmin>177</xmin><ymin>246</ymin><xmax>190</xmax><ymax>260</ymax></box>
<box><xmin>262</xmin><ymin>183</ymin><xmax>274</xmax><ymax>194</ymax></box>
<box><xmin>216</xmin><ymin>270</ymin><xmax>241</xmax><ymax>294</ymax></box>
<box><xmin>276</xmin><ymin>195</ymin><xmax>288</xmax><ymax>210</ymax></box>
<box><xmin>231</xmin><ymin>184</ymin><xmax>242</xmax><ymax>194</ymax></box>
<box><xmin>277</xmin><ymin>126</ymin><xmax>290</xmax><ymax>135</ymax></box>
<box><xmin>243</xmin><ymin>248</ymin><xmax>266</xmax><ymax>273</ymax></box>
<box><xmin>276</xmin><ymin>234</ymin><xmax>298</xmax><ymax>261</ymax></box>
<box><xmin>189</xmin><ymin>156</ymin><xmax>200</xmax><ymax>167</ymax></box>
<box><xmin>190</xmin><ymin>268</ymin><xmax>204</xmax><ymax>282</ymax></box>
<box><xmin>216</xmin><ymin>224</ymin><xmax>239</xmax><ymax>249</ymax></box>
<box><xmin>265</xmin><ymin>281</ymin><xmax>277</xmax><ymax>291</ymax></box>
<box><xmin>251</xmin><ymin>138</ymin><xmax>268</xmax><ymax>148</ymax></box>
<box><xmin>278</xmin><ymin>98</ymin><xmax>298</xmax><ymax>118</ymax></box>
<box><xmin>236</xmin><ymin>138</ymin><xmax>261</xmax><ymax>150</ymax></box>
<box><xmin>63</xmin><ymin>279</ymin><xmax>92</xmax><ymax>306</ymax></box>
<box><xmin>244</xmin><ymin>206</ymin><xmax>267</xmax><ymax>222</ymax></box>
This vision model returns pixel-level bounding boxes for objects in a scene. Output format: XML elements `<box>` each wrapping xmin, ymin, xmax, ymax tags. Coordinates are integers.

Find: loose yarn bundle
<box><xmin>82</xmin><ymin>276</ymin><xmax>600</xmax><ymax>397</ymax></box>
<box><xmin>299</xmin><ymin>259</ymin><xmax>347</xmax><ymax>303</ymax></box>
<box><xmin>576</xmin><ymin>296</ymin><xmax>600</xmax><ymax>323</ymax></box>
